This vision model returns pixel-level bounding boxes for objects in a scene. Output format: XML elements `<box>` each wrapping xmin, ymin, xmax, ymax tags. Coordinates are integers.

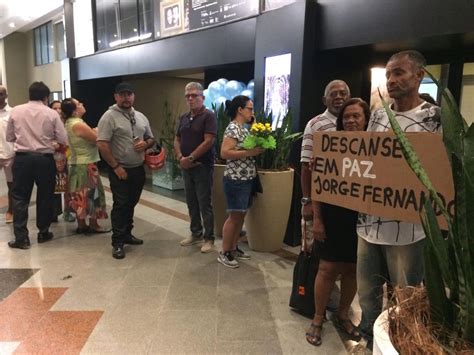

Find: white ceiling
<box><xmin>0</xmin><ymin>0</ymin><xmax>63</xmax><ymax>39</ymax></box>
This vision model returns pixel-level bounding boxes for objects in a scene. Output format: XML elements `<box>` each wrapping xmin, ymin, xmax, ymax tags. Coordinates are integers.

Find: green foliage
<box><xmin>253</xmin><ymin>110</ymin><xmax>302</xmax><ymax>170</ymax></box>
<box><xmin>379</xmin><ymin>71</ymin><xmax>474</xmax><ymax>346</ymax></box>
<box><xmin>159</xmin><ymin>101</ymin><xmax>181</xmax><ymax>178</ymax></box>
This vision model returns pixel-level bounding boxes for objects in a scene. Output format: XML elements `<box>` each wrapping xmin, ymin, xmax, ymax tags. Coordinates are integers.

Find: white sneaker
<box><xmin>180</xmin><ymin>235</ymin><xmax>203</xmax><ymax>246</ymax></box>
<box><xmin>233</xmin><ymin>246</ymin><xmax>251</xmax><ymax>260</ymax></box>
<box><xmin>217</xmin><ymin>251</ymin><xmax>239</xmax><ymax>268</ymax></box>
<box><xmin>201</xmin><ymin>240</ymin><xmax>214</xmax><ymax>253</ymax></box>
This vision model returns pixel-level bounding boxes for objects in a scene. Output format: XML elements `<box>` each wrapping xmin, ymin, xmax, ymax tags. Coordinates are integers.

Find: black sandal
<box><xmin>306</xmin><ymin>323</ymin><xmax>322</xmax><ymax>346</ymax></box>
<box><xmin>334</xmin><ymin>317</ymin><xmax>361</xmax><ymax>339</ymax></box>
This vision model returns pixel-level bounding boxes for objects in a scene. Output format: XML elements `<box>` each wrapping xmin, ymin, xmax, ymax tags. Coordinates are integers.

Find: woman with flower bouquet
<box><xmin>218</xmin><ymin>96</ymin><xmax>265</xmax><ymax>268</ymax></box>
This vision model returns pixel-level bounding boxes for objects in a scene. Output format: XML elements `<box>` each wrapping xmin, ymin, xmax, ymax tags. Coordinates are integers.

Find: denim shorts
<box><xmin>223</xmin><ymin>176</ymin><xmax>254</xmax><ymax>212</ymax></box>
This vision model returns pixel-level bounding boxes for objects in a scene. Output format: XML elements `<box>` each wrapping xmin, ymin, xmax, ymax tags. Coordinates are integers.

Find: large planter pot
<box><xmin>152</xmin><ymin>158</ymin><xmax>184</xmax><ymax>190</ymax></box>
<box><xmin>373</xmin><ymin>309</ymin><xmax>398</xmax><ymax>355</ymax></box>
<box><xmin>245</xmin><ymin>168</ymin><xmax>294</xmax><ymax>252</ymax></box>
<box><xmin>212</xmin><ymin>164</ymin><xmax>227</xmax><ymax>238</ymax></box>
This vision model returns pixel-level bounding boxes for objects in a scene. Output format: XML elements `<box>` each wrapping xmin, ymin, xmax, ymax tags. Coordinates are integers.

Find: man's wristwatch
<box><xmin>301</xmin><ymin>197</ymin><xmax>311</xmax><ymax>205</ymax></box>
<box><xmin>188</xmin><ymin>154</ymin><xmax>195</xmax><ymax>162</ymax></box>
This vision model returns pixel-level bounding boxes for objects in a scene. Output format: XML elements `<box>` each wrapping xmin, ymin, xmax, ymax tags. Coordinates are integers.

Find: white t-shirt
<box><xmin>357</xmin><ymin>101</ymin><xmax>442</xmax><ymax>245</ymax></box>
<box><xmin>0</xmin><ymin>104</ymin><xmax>14</xmax><ymax>159</ymax></box>
<box><xmin>223</xmin><ymin>121</ymin><xmax>256</xmax><ymax>181</ymax></box>
<box><xmin>300</xmin><ymin>109</ymin><xmax>337</xmax><ymax>163</ymax></box>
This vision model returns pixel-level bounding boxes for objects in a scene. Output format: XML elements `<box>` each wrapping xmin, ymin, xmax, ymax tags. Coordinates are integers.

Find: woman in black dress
<box><xmin>306</xmin><ymin>98</ymin><xmax>370</xmax><ymax>346</ymax></box>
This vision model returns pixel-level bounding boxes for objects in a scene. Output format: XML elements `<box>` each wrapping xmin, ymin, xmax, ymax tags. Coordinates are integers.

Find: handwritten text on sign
<box><xmin>312</xmin><ymin>132</ymin><xmax>454</xmax><ymax>229</ymax></box>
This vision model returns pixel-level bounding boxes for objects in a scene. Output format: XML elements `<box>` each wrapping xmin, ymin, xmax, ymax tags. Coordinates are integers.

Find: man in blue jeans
<box><xmin>174</xmin><ymin>82</ymin><xmax>217</xmax><ymax>253</ymax></box>
<box><xmin>97</xmin><ymin>82</ymin><xmax>155</xmax><ymax>259</ymax></box>
<box><xmin>356</xmin><ymin>50</ymin><xmax>442</xmax><ymax>348</ymax></box>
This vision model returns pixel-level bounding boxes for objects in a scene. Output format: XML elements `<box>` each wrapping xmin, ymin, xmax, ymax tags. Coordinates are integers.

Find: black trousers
<box><xmin>108</xmin><ymin>165</ymin><xmax>145</xmax><ymax>246</ymax></box>
<box><xmin>12</xmin><ymin>153</ymin><xmax>56</xmax><ymax>241</ymax></box>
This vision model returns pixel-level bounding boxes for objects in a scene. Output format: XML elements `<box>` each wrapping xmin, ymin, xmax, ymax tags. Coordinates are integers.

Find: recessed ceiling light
<box><xmin>8</xmin><ymin>22</ymin><xmax>15</xmax><ymax>28</ymax></box>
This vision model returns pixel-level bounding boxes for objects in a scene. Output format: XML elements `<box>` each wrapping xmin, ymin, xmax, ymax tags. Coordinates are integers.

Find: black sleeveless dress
<box><xmin>315</xmin><ymin>203</ymin><xmax>358</xmax><ymax>263</ymax></box>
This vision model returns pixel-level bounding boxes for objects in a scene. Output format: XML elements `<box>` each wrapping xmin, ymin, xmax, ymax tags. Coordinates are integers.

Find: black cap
<box><xmin>115</xmin><ymin>82</ymin><xmax>135</xmax><ymax>94</ymax></box>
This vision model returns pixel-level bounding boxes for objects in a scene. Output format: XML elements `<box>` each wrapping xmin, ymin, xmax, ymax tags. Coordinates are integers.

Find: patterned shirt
<box><xmin>223</xmin><ymin>121</ymin><xmax>256</xmax><ymax>181</ymax></box>
<box><xmin>357</xmin><ymin>101</ymin><xmax>442</xmax><ymax>246</ymax></box>
<box><xmin>300</xmin><ymin>109</ymin><xmax>337</xmax><ymax>163</ymax></box>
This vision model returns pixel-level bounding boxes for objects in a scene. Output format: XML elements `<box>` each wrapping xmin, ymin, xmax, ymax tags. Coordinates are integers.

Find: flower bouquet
<box><xmin>243</xmin><ymin>122</ymin><xmax>277</xmax><ymax>150</ymax></box>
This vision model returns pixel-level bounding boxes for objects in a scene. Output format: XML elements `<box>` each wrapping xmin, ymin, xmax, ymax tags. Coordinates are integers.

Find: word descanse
<box><xmin>321</xmin><ymin>134</ymin><xmax>403</xmax><ymax>158</ymax></box>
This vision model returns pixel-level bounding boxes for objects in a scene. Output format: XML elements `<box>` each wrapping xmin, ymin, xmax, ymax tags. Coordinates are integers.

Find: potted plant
<box><xmin>212</xmin><ymin>103</ymin><xmax>230</xmax><ymax>237</ymax></box>
<box><xmin>152</xmin><ymin>101</ymin><xmax>184</xmax><ymax>190</ymax></box>
<box><xmin>373</xmin><ymin>76</ymin><xmax>473</xmax><ymax>353</ymax></box>
<box><xmin>244</xmin><ymin>110</ymin><xmax>302</xmax><ymax>252</ymax></box>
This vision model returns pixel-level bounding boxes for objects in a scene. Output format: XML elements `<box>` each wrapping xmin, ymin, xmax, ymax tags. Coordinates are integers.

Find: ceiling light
<box><xmin>9</xmin><ymin>22</ymin><xmax>15</xmax><ymax>28</ymax></box>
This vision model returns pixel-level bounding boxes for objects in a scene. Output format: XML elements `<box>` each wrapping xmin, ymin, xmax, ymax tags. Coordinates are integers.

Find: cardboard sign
<box><xmin>312</xmin><ymin>131</ymin><xmax>454</xmax><ymax>229</ymax></box>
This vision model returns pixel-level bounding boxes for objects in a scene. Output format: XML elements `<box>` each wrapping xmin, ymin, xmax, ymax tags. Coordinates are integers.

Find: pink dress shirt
<box><xmin>6</xmin><ymin>100</ymin><xmax>67</xmax><ymax>153</ymax></box>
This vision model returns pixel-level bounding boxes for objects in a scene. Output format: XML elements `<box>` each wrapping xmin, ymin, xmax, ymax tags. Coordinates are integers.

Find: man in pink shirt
<box><xmin>6</xmin><ymin>82</ymin><xmax>67</xmax><ymax>249</ymax></box>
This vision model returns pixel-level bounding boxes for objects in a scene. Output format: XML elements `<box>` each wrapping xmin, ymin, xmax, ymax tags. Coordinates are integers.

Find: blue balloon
<box><xmin>204</xmin><ymin>95</ymin><xmax>212</xmax><ymax>109</ymax></box>
<box><xmin>207</xmin><ymin>81</ymin><xmax>224</xmax><ymax>101</ymax></box>
<box><xmin>214</xmin><ymin>95</ymin><xmax>227</xmax><ymax>110</ymax></box>
<box><xmin>240</xmin><ymin>89</ymin><xmax>254</xmax><ymax>100</ymax></box>
<box><xmin>247</xmin><ymin>80</ymin><xmax>255</xmax><ymax>91</ymax></box>
<box><xmin>203</xmin><ymin>89</ymin><xmax>209</xmax><ymax>99</ymax></box>
<box><xmin>225</xmin><ymin>80</ymin><xmax>241</xmax><ymax>99</ymax></box>
<box><xmin>217</xmin><ymin>78</ymin><xmax>228</xmax><ymax>87</ymax></box>
<box><xmin>237</xmin><ymin>81</ymin><xmax>246</xmax><ymax>92</ymax></box>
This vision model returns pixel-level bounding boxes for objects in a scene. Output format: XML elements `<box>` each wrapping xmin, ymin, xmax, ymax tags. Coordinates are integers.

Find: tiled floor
<box><xmin>0</xmin><ymin>172</ymin><xmax>362</xmax><ymax>354</ymax></box>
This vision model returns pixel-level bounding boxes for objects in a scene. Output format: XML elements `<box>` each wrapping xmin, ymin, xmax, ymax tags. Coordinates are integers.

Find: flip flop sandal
<box><xmin>334</xmin><ymin>317</ymin><xmax>361</xmax><ymax>339</ymax></box>
<box><xmin>306</xmin><ymin>323</ymin><xmax>322</xmax><ymax>346</ymax></box>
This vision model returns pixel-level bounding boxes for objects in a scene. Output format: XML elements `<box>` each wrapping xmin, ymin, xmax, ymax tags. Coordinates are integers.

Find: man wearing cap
<box><xmin>97</xmin><ymin>82</ymin><xmax>155</xmax><ymax>259</ymax></box>
<box><xmin>6</xmin><ymin>82</ymin><xmax>67</xmax><ymax>249</ymax></box>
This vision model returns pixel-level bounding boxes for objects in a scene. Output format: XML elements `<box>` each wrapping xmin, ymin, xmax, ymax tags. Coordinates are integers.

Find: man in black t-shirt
<box><xmin>174</xmin><ymin>82</ymin><xmax>217</xmax><ymax>253</ymax></box>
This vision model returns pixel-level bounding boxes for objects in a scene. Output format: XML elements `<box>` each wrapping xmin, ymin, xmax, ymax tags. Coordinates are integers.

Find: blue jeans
<box><xmin>356</xmin><ymin>237</ymin><xmax>425</xmax><ymax>341</ymax></box>
<box><xmin>223</xmin><ymin>177</ymin><xmax>254</xmax><ymax>212</ymax></box>
<box><xmin>182</xmin><ymin>164</ymin><xmax>214</xmax><ymax>241</ymax></box>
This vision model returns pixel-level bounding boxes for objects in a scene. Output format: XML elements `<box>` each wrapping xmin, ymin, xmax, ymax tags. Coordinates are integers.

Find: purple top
<box><xmin>6</xmin><ymin>100</ymin><xmax>67</xmax><ymax>153</ymax></box>
<box><xmin>176</xmin><ymin>107</ymin><xmax>217</xmax><ymax>167</ymax></box>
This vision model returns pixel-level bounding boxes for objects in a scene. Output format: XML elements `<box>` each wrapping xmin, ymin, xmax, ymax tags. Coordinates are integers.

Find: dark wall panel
<box><xmin>317</xmin><ymin>0</ymin><xmax>474</xmax><ymax>50</ymax></box>
<box><xmin>253</xmin><ymin>2</ymin><xmax>310</xmax><ymax>246</ymax></box>
<box><xmin>75</xmin><ymin>18</ymin><xmax>256</xmax><ymax>80</ymax></box>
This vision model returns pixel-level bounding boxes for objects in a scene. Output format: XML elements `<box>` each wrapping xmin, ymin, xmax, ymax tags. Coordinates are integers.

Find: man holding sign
<box><xmin>356</xmin><ymin>50</ymin><xmax>441</xmax><ymax>345</ymax></box>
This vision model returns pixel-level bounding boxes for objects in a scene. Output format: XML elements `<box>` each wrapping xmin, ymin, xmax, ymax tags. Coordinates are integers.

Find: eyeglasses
<box><xmin>244</xmin><ymin>107</ymin><xmax>254</xmax><ymax>112</ymax></box>
<box><xmin>185</xmin><ymin>93</ymin><xmax>202</xmax><ymax>100</ymax></box>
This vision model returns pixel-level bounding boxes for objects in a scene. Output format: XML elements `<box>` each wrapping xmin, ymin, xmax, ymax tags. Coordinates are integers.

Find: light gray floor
<box><xmin>0</xmin><ymin>173</ymin><xmax>363</xmax><ymax>354</ymax></box>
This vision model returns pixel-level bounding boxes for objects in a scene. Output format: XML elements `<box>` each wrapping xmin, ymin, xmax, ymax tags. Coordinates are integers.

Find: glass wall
<box><xmin>95</xmin><ymin>0</ymin><xmax>153</xmax><ymax>50</ymax></box>
<box><xmin>95</xmin><ymin>0</ymin><xmax>120</xmax><ymax>50</ymax></box>
<box><xmin>94</xmin><ymin>0</ymin><xmax>259</xmax><ymax>50</ymax></box>
<box><xmin>34</xmin><ymin>22</ymin><xmax>54</xmax><ymax>66</ymax></box>
<box><xmin>74</xmin><ymin>0</ymin><xmax>95</xmax><ymax>57</ymax></box>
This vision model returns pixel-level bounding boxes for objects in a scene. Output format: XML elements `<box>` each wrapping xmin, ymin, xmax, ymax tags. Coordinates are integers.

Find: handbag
<box><xmin>251</xmin><ymin>171</ymin><xmax>263</xmax><ymax>196</ymax></box>
<box><xmin>289</xmin><ymin>209</ymin><xmax>318</xmax><ymax>318</ymax></box>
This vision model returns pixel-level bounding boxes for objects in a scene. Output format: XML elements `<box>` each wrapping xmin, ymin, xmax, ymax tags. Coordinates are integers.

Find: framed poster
<box><xmin>264</xmin><ymin>53</ymin><xmax>291</xmax><ymax>129</ymax></box>
<box><xmin>160</xmin><ymin>0</ymin><xmax>184</xmax><ymax>36</ymax></box>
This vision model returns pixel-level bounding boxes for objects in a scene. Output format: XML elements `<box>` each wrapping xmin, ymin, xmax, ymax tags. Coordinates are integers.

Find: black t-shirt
<box><xmin>176</xmin><ymin>107</ymin><xmax>217</xmax><ymax>167</ymax></box>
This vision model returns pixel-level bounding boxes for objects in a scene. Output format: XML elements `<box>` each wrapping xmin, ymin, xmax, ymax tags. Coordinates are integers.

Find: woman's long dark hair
<box><xmin>61</xmin><ymin>98</ymin><xmax>77</xmax><ymax>120</ymax></box>
<box><xmin>225</xmin><ymin>95</ymin><xmax>251</xmax><ymax>119</ymax></box>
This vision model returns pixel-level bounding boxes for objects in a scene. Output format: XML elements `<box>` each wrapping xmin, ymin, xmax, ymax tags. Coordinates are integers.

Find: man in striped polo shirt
<box><xmin>300</xmin><ymin>80</ymin><xmax>351</xmax><ymax>313</ymax></box>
